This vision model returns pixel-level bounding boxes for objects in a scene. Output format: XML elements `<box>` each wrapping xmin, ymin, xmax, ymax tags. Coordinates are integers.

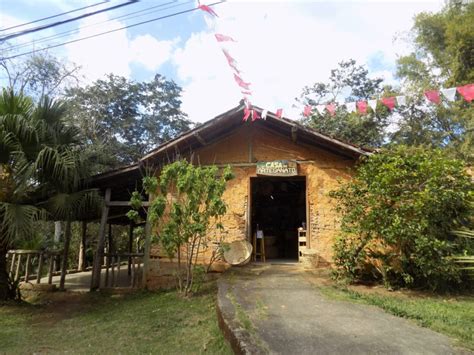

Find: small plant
<box><xmin>128</xmin><ymin>160</ymin><xmax>233</xmax><ymax>296</ymax></box>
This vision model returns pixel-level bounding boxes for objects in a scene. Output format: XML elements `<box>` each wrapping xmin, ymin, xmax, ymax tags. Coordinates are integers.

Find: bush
<box><xmin>330</xmin><ymin>146</ymin><xmax>473</xmax><ymax>290</ymax></box>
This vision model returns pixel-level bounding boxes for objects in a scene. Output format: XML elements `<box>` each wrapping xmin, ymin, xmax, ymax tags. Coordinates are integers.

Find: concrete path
<box><xmin>217</xmin><ymin>263</ymin><xmax>469</xmax><ymax>355</ymax></box>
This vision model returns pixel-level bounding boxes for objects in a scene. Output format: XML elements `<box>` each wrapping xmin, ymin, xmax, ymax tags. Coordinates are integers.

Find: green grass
<box><xmin>319</xmin><ymin>285</ymin><xmax>474</xmax><ymax>350</ymax></box>
<box><xmin>0</xmin><ymin>284</ymin><xmax>231</xmax><ymax>354</ymax></box>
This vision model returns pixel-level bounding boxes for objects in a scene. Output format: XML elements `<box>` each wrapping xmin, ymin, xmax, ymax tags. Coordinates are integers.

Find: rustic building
<box><xmin>87</xmin><ymin>102</ymin><xmax>370</xmax><ymax>290</ymax></box>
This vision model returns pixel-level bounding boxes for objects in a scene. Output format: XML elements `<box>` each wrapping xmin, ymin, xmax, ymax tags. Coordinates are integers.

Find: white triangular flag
<box><xmin>316</xmin><ymin>105</ymin><xmax>326</xmax><ymax>115</ymax></box>
<box><xmin>440</xmin><ymin>87</ymin><xmax>457</xmax><ymax>102</ymax></box>
<box><xmin>396</xmin><ymin>95</ymin><xmax>407</xmax><ymax>106</ymax></box>
<box><xmin>261</xmin><ymin>109</ymin><xmax>268</xmax><ymax>120</ymax></box>
<box><xmin>345</xmin><ymin>102</ymin><xmax>356</xmax><ymax>113</ymax></box>
<box><xmin>368</xmin><ymin>99</ymin><xmax>377</xmax><ymax>112</ymax></box>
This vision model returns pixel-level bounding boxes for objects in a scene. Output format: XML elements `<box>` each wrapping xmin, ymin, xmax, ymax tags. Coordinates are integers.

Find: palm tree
<box><xmin>0</xmin><ymin>89</ymin><xmax>91</xmax><ymax>300</ymax></box>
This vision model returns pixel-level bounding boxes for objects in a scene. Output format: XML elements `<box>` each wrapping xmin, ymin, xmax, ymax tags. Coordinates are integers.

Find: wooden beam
<box><xmin>91</xmin><ymin>188</ymin><xmax>111</xmax><ymax>291</ymax></box>
<box><xmin>291</xmin><ymin>126</ymin><xmax>298</xmax><ymax>143</ymax></box>
<box><xmin>194</xmin><ymin>132</ymin><xmax>207</xmax><ymax>146</ymax></box>
<box><xmin>128</xmin><ymin>223</ymin><xmax>133</xmax><ymax>276</ymax></box>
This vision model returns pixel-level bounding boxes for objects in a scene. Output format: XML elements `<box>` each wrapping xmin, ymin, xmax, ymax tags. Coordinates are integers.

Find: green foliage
<box><xmin>395</xmin><ymin>1</ymin><xmax>474</xmax><ymax>161</ymax></box>
<box><xmin>330</xmin><ymin>146</ymin><xmax>474</xmax><ymax>290</ymax></box>
<box><xmin>64</xmin><ymin>74</ymin><xmax>192</xmax><ymax>171</ymax></box>
<box><xmin>128</xmin><ymin>161</ymin><xmax>233</xmax><ymax>296</ymax></box>
<box><xmin>298</xmin><ymin>59</ymin><xmax>390</xmax><ymax>147</ymax></box>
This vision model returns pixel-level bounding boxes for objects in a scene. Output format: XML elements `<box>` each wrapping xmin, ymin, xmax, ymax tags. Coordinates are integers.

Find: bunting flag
<box><xmin>357</xmin><ymin>101</ymin><xmax>368</xmax><ymax>114</ymax></box>
<box><xmin>198</xmin><ymin>4</ymin><xmax>218</xmax><ymax>17</ymax></box>
<box><xmin>243</xmin><ymin>106</ymin><xmax>251</xmax><ymax>122</ymax></box>
<box><xmin>368</xmin><ymin>99</ymin><xmax>377</xmax><ymax>112</ymax></box>
<box><xmin>261</xmin><ymin>109</ymin><xmax>268</xmax><ymax>120</ymax></box>
<box><xmin>457</xmin><ymin>84</ymin><xmax>474</xmax><ymax>102</ymax></box>
<box><xmin>440</xmin><ymin>87</ymin><xmax>457</xmax><ymax>102</ymax></box>
<box><xmin>303</xmin><ymin>105</ymin><xmax>312</xmax><ymax>117</ymax></box>
<box><xmin>425</xmin><ymin>90</ymin><xmax>441</xmax><ymax>104</ymax></box>
<box><xmin>346</xmin><ymin>102</ymin><xmax>356</xmax><ymax>113</ymax></box>
<box><xmin>241</xmin><ymin>90</ymin><xmax>252</xmax><ymax>96</ymax></box>
<box><xmin>221</xmin><ymin>49</ymin><xmax>240</xmax><ymax>74</ymax></box>
<box><xmin>215</xmin><ymin>33</ymin><xmax>236</xmax><ymax>42</ymax></box>
<box><xmin>234</xmin><ymin>73</ymin><xmax>251</xmax><ymax>90</ymax></box>
<box><xmin>326</xmin><ymin>103</ymin><xmax>336</xmax><ymax>116</ymax></box>
<box><xmin>251</xmin><ymin>109</ymin><xmax>261</xmax><ymax>121</ymax></box>
<box><xmin>381</xmin><ymin>97</ymin><xmax>396</xmax><ymax>111</ymax></box>
<box><xmin>276</xmin><ymin>108</ymin><xmax>283</xmax><ymax>118</ymax></box>
<box><xmin>396</xmin><ymin>95</ymin><xmax>407</xmax><ymax>106</ymax></box>
<box><xmin>316</xmin><ymin>105</ymin><xmax>326</xmax><ymax>115</ymax></box>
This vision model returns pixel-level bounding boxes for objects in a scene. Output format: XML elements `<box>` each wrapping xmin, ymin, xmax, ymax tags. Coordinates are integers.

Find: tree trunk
<box><xmin>59</xmin><ymin>219</ymin><xmax>72</xmax><ymax>291</ymax></box>
<box><xmin>78</xmin><ymin>221</ymin><xmax>86</xmax><ymax>271</ymax></box>
<box><xmin>0</xmin><ymin>246</ymin><xmax>9</xmax><ymax>301</ymax></box>
<box><xmin>54</xmin><ymin>221</ymin><xmax>62</xmax><ymax>271</ymax></box>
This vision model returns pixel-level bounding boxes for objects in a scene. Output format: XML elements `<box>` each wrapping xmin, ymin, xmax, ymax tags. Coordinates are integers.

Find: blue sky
<box><xmin>1</xmin><ymin>0</ymin><xmax>444</xmax><ymax>122</ymax></box>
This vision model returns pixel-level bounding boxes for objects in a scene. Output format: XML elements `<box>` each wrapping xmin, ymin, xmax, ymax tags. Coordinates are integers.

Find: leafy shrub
<box><xmin>330</xmin><ymin>146</ymin><xmax>473</xmax><ymax>290</ymax></box>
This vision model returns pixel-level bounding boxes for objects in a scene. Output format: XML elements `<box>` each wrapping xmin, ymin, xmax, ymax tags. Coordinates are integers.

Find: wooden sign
<box><xmin>256</xmin><ymin>160</ymin><xmax>298</xmax><ymax>176</ymax></box>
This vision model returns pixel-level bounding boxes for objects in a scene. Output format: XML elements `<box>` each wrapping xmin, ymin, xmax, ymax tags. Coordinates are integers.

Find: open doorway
<box><xmin>251</xmin><ymin>176</ymin><xmax>306</xmax><ymax>260</ymax></box>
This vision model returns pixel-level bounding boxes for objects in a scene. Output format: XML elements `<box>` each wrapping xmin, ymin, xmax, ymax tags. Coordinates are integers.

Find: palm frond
<box><xmin>0</xmin><ymin>202</ymin><xmax>43</xmax><ymax>246</ymax></box>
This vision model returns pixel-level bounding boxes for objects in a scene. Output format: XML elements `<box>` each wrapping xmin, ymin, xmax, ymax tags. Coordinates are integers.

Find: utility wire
<box><xmin>4</xmin><ymin>0</ymin><xmax>195</xmax><ymax>53</ymax></box>
<box><xmin>0</xmin><ymin>0</ymin><xmax>139</xmax><ymax>42</ymax></box>
<box><xmin>0</xmin><ymin>1</ymin><xmax>109</xmax><ymax>32</ymax></box>
<box><xmin>1</xmin><ymin>1</ymin><xmax>224</xmax><ymax>61</ymax></box>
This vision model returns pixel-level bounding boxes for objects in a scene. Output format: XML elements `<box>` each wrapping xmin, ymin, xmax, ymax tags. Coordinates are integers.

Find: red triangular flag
<box><xmin>241</xmin><ymin>91</ymin><xmax>252</xmax><ymax>96</ymax></box>
<box><xmin>381</xmin><ymin>97</ymin><xmax>396</xmax><ymax>111</ymax></box>
<box><xmin>276</xmin><ymin>108</ymin><xmax>283</xmax><ymax>118</ymax></box>
<box><xmin>326</xmin><ymin>103</ymin><xmax>336</xmax><ymax>116</ymax></box>
<box><xmin>356</xmin><ymin>101</ymin><xmax>368</xmax><ymax>114</ymax></box>
<box><xmin>251</xmin><ymin>110</ymin><xmax>261</xmax><ymax>122</ymax></box>
<box><xmin>243</xmin><ymin>107</ymin><xmax>251</xmax><ymax>122</ymax></box>
<box><xmin>221</xmin><ymin>49</ymin><xmax>240</xmax><ymax>74</ymax></box>
<box><xmin>215</xmin><ymin>33</ymin><xmax>236</xmax><ymax>42</ymax></box>
<box><xmin>457</xmin><ymin>84</ymin><xmax>474</xmax><ymax>102</ymax></box>
<box><xmin>424</xmin><ymin>90</ymin><xmax>441</xmax><ymax>104</ymax></box>
<box><xmin>303</xmin><ymin>105</ymin><xmax>312</xmax><ymax>117</ymax></box>
<box><xmin>198</xmin><ymin>4</ymin><xmax>218</xmax><ymax>17</ymax></box>
<box><xmin>233</xmin><ymin>73</ymin><xmax>251</xmax><ymax>90</ymax></box>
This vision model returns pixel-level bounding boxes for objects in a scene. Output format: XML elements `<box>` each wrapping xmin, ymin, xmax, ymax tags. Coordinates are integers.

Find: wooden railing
<box><xmin>103</xmin><ymin>252</ymin><xmax>144</xmax><ymax>288</ymax></box>
<box><xmin>453</xmin><ymin>255</ymin><xmax>474</xmax><ymax>279</ymax></box>
<box><xmin>7</xmin><ymin>249</ymin><xmax>63</xmax><ymax>285</ymax></box>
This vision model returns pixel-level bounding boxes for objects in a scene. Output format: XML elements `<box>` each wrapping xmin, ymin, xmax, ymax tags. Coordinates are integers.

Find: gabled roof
<box><xmin>90</xmin><ymin>102</ymin><xmax>371</xmax><ymax>185</ymax></box>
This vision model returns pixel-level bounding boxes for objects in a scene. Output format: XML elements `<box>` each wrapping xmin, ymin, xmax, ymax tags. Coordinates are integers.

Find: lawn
<box><xmin>0</xmin><ymin>284</ymin><xmax>231</xmax><ymax>354</ymax></box>
<box><xmin>318</xmin><ymin>283</ymin><xmax>474</xmax><ymax>351</ymax></box>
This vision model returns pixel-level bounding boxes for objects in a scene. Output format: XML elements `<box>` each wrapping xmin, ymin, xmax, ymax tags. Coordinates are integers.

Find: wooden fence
<box><xmin>7</xmin><ymin>249</ymin><xmax>63</xmax><ymax>285</ymax></box>
<box><xmin>103</xmin><ymin>252</ymin><xmax>144</xmax><ymax>288</ymax></box>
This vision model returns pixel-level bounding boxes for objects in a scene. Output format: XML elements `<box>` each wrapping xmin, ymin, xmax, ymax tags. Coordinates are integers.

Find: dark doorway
<box><xmin>251</xmin><ymin>176</ymin><xmax>306</xmax><ymax>260</ymax></box>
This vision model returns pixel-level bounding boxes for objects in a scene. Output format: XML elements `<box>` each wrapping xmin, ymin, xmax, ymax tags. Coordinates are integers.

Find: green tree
<box><xmin>330</xmin><ymin>146</ymin><xmax>473</xmax><ymax>290</ymax></box>
<box><xmin>128</xmin><ymin>161</ymin><xmax>233</xmax><ymax>296</ymax></box>
<box><xmin>65</xmin><ymin>74</ymin><xmax>192</xmax><ymax>171</ymax></box>
<box><xmin>298</xmin><ymin>59</ymin><xmax>390</xmax><ymax>147</ymax></box>
<box><xmin>0</xmin><ymin>90</ymin><xmax>89</xmax><ymax>300</ymax></box>
<box><xmin>394</xmin><ymin>1</ymin><xmax>474</xmax><ymax>161</ymax></box>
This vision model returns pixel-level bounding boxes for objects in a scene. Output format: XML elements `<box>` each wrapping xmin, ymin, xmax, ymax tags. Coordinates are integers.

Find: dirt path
<box><xmin>219</xmin><ymin>263</ymin><xmax>469</xmax><ymax>354</ymax></box>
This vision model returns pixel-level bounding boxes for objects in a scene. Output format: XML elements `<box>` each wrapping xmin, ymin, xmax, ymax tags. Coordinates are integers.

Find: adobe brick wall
<box><xmin>146</xmin><ymin>123</ymin><xmax>356</xmax><ymax>288</ymax></box>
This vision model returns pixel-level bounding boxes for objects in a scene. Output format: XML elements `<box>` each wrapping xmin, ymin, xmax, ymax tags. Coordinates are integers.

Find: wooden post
<box><xmin>59</xmin><ymin>219</ymin><xmax>72</xmax><ymax>291</ymax></box>
<box><xmin>15</xmin><ymin>254</ymin><xmax>22</xmax><ymax>282</ymax></box>
<box><xmin>128</xmin><ymin>223</ymin><xmax>133</xmax><ymax>276</ymax></box>
<box><xmin>9</xmin><ymin>253</ymin><xmax>16</xmax><ymax>278</ymax></box>
<box><xmin>78</xmin><ymin>221</ymin><xmax>87</xmax><ymax>271</ymax></box>
<box><xmin>24</xmin><ymin>254</ymin><xmax>31</xmax><ymax>282</ymax></box>
<box><xmin>91</xmin><ymin>188</ymin><xmax>111</xmax><ymax>291</ymax></box>
<box><xmin>36</xmin><ymin>252</ymin><xmax>44</xmax><ymax>284</ymax></box>
<box><xmin>141</xmin><ymin>195</ymin><xmax>153</xmax><ymax>289</ymax></box>
<box><xmin>108</xmin><ymin>223</ymin><xmax>114</xmax><ymax>254</ymax></box>
<box><xmin>48</xmin><ymin>254</ymin><xmax>54</xmax><ymax>284</ymax></box>
<box><xmin>131</xmin><ymin>256</ymin><xmax>135</xmax><ymax>288</ymax></box>
<box><xmin>116</xmin><ymin>256</ymin><xmax>121</xmax><ymax>287</ymax></box>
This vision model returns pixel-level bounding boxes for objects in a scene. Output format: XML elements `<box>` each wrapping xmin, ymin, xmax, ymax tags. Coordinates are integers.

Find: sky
<box><xmin>0</xmin><ymin>0</ymin><xmax>445</xmax><ymax>123</ymax></box>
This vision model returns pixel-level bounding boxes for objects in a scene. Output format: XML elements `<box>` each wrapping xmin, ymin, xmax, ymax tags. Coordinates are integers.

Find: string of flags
<box><xmin>302</xmin><ymin>83</ymin><xmax>474</xmax><ymax>117</ymax></box>
<box><xmin>197</xmin><ymin>3</ymin><xmax>473</xmax><ymax>121</ymax></box>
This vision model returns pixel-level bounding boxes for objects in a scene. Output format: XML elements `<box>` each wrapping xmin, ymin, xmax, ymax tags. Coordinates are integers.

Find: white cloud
<box><xmin>65</xmin><ymin>14</ymin><xmax>178</xmax><ymax>82</ymax></box>
<box><xmin>175</xmin><ymin>1</ymin><xmax>444</xmax><ymax>122</ymax></box>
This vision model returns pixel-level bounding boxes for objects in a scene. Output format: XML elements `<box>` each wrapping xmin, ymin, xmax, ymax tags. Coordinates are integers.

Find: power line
<box><xmin>4</xmin><ymin>0</ymin><xmax>194</xmax><ymax>53</ymax></box>
<box><xmin>0</xmin><ymin>0</ymin><xmax>140</xmax><ymax>42</ymax></box>
<box><xmin>0</xmin><ymin>1</ymin><xmax>109</xmax><ymax>32</ymax></box>
<box><xmin>1</xmin><ymin>2</ymin><xmax>224</xmax><ymax>61</ymax></box>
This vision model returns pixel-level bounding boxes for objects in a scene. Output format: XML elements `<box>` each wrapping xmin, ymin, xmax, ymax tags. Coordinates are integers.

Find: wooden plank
<box><xmin>106</xmin><ymin>201</ymin><xmax>151</xmax><ymax>207</ymax></box>
<box><xmin>24</xmin><ymin>254</ymin><xmax>31</xmax><ymax>282</ymax></box>
<box><xmin>194</xmin><ymin>132</ymin><xmax>207</xmax><ymax>146</ymax></box>
<box><xmin>9</xmin><ymin>253</ymin><xmax>16</xmax><ymax>277</ymax></box>
<box><xmin>15</xmin><ymin>254</ymin><xmax>22</xmax><ymax>282</ymax></box>
<box><xmin>116</xmin><ymin>256</ymin><xmax>121</xmax><ymax>288</ymax></box>
<box><xmin>48</xmin><ymin>254</ymin><xmax>54</xmax><ymax>284</ymax></box>
<box><xmin>91</xmin><ymin>188</ymin><xmax>111</xmax><ymax>291</ymax></box>
<box><xmin>36</xmin><ymin>253</ymin><xmax>44</xmax><ymax>284</ymax></box>
<box><xmin>291</xmin><ymin>126</ymin><xmax>298</xmax><ymax>143</ymax></box>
